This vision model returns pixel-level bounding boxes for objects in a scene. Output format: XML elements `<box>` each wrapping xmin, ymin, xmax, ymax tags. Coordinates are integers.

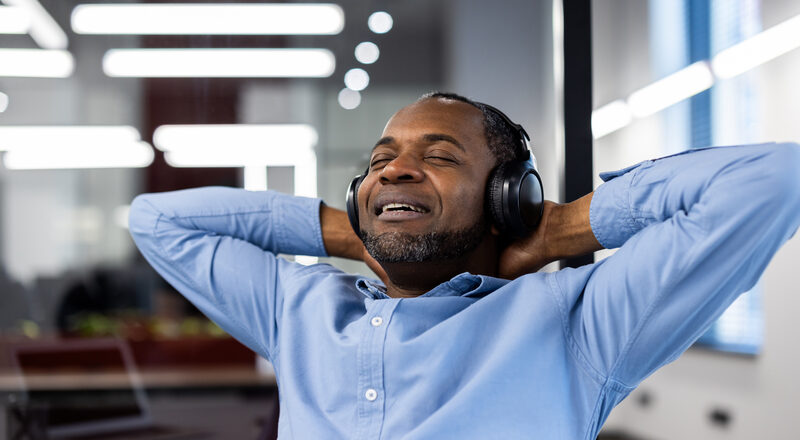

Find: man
<box><xmin>130</xmin><ymin>93</ymin><xmax>800</xmax><ymax>439</ymax></box>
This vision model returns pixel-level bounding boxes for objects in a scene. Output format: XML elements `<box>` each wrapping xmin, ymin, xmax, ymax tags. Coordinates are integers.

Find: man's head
<box><xmin>356</xmin><ymin>92</ymin><xmax>523</xmax><ymax>264</ymax></box>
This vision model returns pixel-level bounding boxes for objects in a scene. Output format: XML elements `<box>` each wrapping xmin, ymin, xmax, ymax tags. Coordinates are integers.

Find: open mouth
<box><xmin>380</xmin><ymin>203</ymin><xmax>428</xmax><ymax>214</ymax></box>
<box><xmin>373</xmin><ymin>199</ymin><xmax>431</xmax><ymax>219</ymax></box>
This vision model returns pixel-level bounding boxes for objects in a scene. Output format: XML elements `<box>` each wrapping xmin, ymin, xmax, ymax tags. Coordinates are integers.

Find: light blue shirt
<box><xmin>129</xmin><ymin>142</ymin><xmax>800</xmax><ymax>439</ymax></box>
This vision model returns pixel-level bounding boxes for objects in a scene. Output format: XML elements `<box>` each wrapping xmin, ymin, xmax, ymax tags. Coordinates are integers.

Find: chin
<box><xmin>361</xmin><ymin>219</ymin><xmax>489</xmax><ymax>263</ymax></box>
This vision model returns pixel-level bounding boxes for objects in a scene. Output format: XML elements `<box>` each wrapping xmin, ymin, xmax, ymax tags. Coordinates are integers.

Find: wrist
<box><xmin>320</xmin><ymin>204</ymin><xmax>365</xmax><ymax>261</ymax></box>
<box><xmin>545</xmin><ymin>193</ymin><xmax>602</xmax><ymax>261</ymax></box>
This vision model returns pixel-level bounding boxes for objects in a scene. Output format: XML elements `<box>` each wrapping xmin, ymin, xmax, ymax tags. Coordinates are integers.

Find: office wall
<box><xmin>595</xmin><ymin>0</ymin><xmax>800</xmax><ymax>438</ymax></box>
<box><xmin>445</xmin><ymin>0</ymin><xmax>560</xmax><ymax>202</ymax></box>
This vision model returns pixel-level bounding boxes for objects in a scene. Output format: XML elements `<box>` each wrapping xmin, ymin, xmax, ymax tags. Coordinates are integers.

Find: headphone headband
<box><xmin>477</xmin><ymin>102</ymin><xmax>531</xmax><ymax>161</ymax></box>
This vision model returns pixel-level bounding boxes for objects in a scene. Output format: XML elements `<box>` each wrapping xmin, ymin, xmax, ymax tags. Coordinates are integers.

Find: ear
<box><xmin>490</xmin><ymin>224</ymin><xmax>501</xmax><ymax>236</ymax></box>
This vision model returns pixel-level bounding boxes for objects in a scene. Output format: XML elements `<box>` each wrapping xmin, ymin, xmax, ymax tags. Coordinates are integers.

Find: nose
<box><xmin>379</xmin><ymin>153</ymin><xmax>424</xmax><ymax>184</ymax></box>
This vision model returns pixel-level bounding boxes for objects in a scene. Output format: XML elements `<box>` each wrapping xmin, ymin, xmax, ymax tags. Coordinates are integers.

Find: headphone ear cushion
<box><xmin>486</xmin><ymin>163</ymin><xmax>509</xmax><ymax>234</ymax></box>
<box><xmin>346</xmin><ymin>174</ymin><xmax>365</xmax><ymax>237</ymax></box>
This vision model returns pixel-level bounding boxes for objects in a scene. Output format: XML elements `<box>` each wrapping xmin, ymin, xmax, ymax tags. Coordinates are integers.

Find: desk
<box><xmin>0</xmin><ymin>367</ymin><xmax>275</xmax><ymax>391</ymax></box>
<box><xmin>0</xmin><ymin>367</ymin><xmax>278</xmax><ymax>440</ymax></box>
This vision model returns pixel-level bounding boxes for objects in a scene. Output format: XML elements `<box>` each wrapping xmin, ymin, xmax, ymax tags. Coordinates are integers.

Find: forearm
<box><xmin>543</xmin><ymin>192</ymin><xmax>603</xmax><ymax>261</ymax></box>
<box><xmin>590</xmin><ymin>142</ymin><xmax>800</xmax><ymax>250</ymax></box>
<box><xmin>498</xmin><ymin>194</ymin><xmax>602</xmax><ymax>278</ymax></box>
<box><xmin>130</xmin><ymin>187</ymin><xmax>327</xmax><ymax>258</ymax></box>
<box><xmin>320</xmin><ymin>204</ymin><xmax>365</xmax><ymax>260</ymax></box>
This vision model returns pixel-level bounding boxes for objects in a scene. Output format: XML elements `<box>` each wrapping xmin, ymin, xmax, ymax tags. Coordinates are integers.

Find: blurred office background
<box><xmin>0</xmin><ymin>0</ymin><xmax>798</xmax><ymax>438</ymax></box>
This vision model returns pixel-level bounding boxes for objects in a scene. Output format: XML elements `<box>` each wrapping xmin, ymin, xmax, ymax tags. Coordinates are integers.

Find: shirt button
<box><xmin>370</xmin><ymin>316</ymin><xmax>383</xmax><ymax>327</ymax></box>
<box><xmin>365</xmin><ymin>388</ymin><xmax>378</xmax><ymax>401</ymax></box>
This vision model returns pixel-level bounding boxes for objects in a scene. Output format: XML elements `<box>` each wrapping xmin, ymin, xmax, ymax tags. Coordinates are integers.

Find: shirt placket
<box><xmin>355</xmin><ymin>297</ymin><xmax>398</xmax><ymax>440</ymax></box>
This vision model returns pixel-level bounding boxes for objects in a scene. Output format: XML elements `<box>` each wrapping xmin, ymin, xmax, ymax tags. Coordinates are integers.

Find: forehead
<box><xmin>381</xmin><ymin>99</ymin><xmax>486</xmax><ymax>149</ymax></box>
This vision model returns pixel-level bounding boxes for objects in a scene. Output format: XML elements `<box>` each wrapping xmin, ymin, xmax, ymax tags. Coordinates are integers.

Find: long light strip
<box><xmin>103</xmin><ymin>49</ymin><xmax>335</xmax><ymax>78</ymax></box>
<box><xmin>72</xmin><ymin>3</ymin><xmax>344</xmax><ymax>35</ymax></box>
<box><xmin>0</xmin><ymin>92</ymin><xmax>8</xmax><ymax>112</ymax></box>
<box><xmin>244</xmin><ymin>166</ymin><xmax>268</xmax><ymax>192</ymax></box>
<box><xmin>0</xmin><ymin>6</ymin><xmax>30</xmax><ymax>33</ymax></box>
<box><xmin>1</xmin><ymin>0</ymin><xmax>67</xmax><ymax>49</ymax></box>
<box><xmin>712</xmin><ymin>14</ymin><xmax>800</xmax><ymax>79</ymax></box>
<box><xmin>4</xmin><ymin>142</ymin><xmax>154</xmax><ymax>169</ymax></box>
<box><xmin>627</xmin><ymin>61</ymin><xmax>713</xmax><ymax>118</ymax></box>
<box><xmin>594</xmin><ymin>12</ymin><xmax>800</xmax><ymax>139</ymax></box>
<box><xmin>0</xmin><ymin>125</ymin><xmax>140</xmax><ymax>150</ymax></box>
<box><xmin>153</xmin><ymin>124</ymin><xmax>318</xmax><ymax>154</ymax></box>
<box><xmin>0</xmin><ymin>126</ymin><xmax>154</xmax><ymax>169</ymax></box>
<box><xmin>591</xmin><ymin>100</ymin><xmax>632</xmax><ymax>140</ymax></box>
<box><xmin>0</xmin><ymin>49</ymin><xmax>74</xmax><ymax>77</ymax></box>
<box><xmin>153</xmin><ymin>124</ymin><xmax>318</xmax><ymax>197</ymax></box>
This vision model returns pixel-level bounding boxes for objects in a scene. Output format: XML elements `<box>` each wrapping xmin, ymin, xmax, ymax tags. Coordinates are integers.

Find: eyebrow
<box><xmin>371</xmin><ymin>133</ymin><xmax>466</xmax><ymax>153</ymax></box>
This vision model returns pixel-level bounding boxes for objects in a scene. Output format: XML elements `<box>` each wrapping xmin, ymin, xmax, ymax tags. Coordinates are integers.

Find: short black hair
<box><xmin>418</xmin><ymin>91</ymin><xmax>521</xmax><ymax>165</ymax></box>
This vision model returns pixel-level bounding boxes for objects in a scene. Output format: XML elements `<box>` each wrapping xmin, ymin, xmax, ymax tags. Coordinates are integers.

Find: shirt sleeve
<box><xmin>128</xmin><ymin>187</ymin><xmax>327</xmax><ymax>361</ymax></box>
<box><xmin>553</xmin><ymin>142</ymin><xmax>800</xmax><ymax>388</ymax></box>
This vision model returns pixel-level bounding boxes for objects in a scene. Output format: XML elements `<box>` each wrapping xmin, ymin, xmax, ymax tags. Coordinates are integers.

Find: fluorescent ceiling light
<box><xmin>368</xmin><ymin>11</ymin><xmax>392</xmax><ymax>34</ymax></box>
<box><xmin>244</xmin><ymin>166</ymin><xmax>268</xmax><ymax>191</ymax></box>
<box><xmin>0</xmin><ymin>49</ymin><xmax>74</xmax><ymax>77</ymax></box>
<box><xmin>591</xmin><ymin>100</ymin><xmax>632</xmax><ymax>139</ymax></box>
<box><xmin>3</xmin><ymin>141</ymin><xmax>154</xmax><ymax>169</ymax></box>
<box><xmin>0</xmin><ymin>125</ymin><xmax>140</xmax><ymax>150</ymax></box>
<box><xmin>0</xmin><ymin>91</ymin><xmax>8</xmax><ymax>112</ymax></box>
<box><xmin>162</xmin><ymin>143</ymin><xmax>308</xmax><ymax>166</ymax></box>
<box><xmin>165</xmin><ymin>146</ymin><xmax>318</xmax><ymax>192</ymax></box>
<box><xmin>154</xmin><ymin>124</ymin><xmax>318</xmax><ymax>197</ymax></box>
<box><xmin>71</xmin><ymin>3</ymin><xmax>344</xmax><ymax>35</ymax></box>
<box><xmin>627</xmin><ymin>61</ymin><xmax>713</xmax><ymax>118</ymax></box>
<box><xmin>103</xmin><ymin>49</ymin><xmax>335</xmax><ymax>78</ymax></box>
<box><xmin>0</xmin><ymin>6</ymin><xmax>30</xmax><ymax>33</ymax></box>
<box><xmin>1</xmin><ymin>0</ymin><xmax>67</xmax><ymax>49</ymax></box>
<box><xmin>153</xmin><ymin>124</ymin><xmax>318</xmax><ymax>154</ymax></box>
<box><xmin>0</xmin><ymin>125</ymin><xmax>154</xmax><ymax>170</ymax></box>
<box><xmin>712</xmin><ymin>14</ymin><xmax>800</xmax><ymax>79</ymax></box>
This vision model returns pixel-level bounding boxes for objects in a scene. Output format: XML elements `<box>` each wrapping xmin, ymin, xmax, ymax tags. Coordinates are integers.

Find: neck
<box><xmin>380</xmin><ymin>236</ymin><xmax>499</xmax><ymax>298</ymax></box>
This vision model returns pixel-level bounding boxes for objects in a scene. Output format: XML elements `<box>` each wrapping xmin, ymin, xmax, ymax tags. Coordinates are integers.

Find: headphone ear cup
<box><xmin>346</xmin><ymin>174</ymin><xmax>365</xmax><ymax>237</ymax></box>
<box><xmin>486</xmin><ymin>160</ymin><xmax>545</xmax><ymax>238</ymax></box>
<box><xmin>486</xmin><ymin>163</ymin><xmax>510</xmax><ymax>234</ymax></box>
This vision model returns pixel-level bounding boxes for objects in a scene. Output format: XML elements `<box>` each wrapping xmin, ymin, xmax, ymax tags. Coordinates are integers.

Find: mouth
<box><xmin>373</xmin><ymin>197</ymin><xmax>431</xmax><ymax>221</ymax></box>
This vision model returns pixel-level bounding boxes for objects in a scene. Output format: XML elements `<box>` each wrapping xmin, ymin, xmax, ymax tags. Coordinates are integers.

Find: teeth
<box><xmin>382</xmin><ymin>203</ymin><xmax>425</xmax><ymax>213</ymax></box>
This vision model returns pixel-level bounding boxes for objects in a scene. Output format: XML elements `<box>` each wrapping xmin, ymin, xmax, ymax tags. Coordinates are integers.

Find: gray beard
<box><xmin>360</xmin><ymin>216</ymin><xmax>489</xmax><ymax>263</ymax></box>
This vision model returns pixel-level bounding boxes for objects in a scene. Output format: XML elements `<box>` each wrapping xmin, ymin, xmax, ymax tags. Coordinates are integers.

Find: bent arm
<box><xmin>498</xmin><ymin>193</ymin><xmax>602</xmax><ymax>278</ymax></box>
<box><xmin>555</xmin><ymin>142</ymin><xmax>800</xmax><ymax>386</ymax></box>
<box><xmin>129</xmin><ymin>187</ymin><xmax>327</xmax><ymax>360</ymax></box>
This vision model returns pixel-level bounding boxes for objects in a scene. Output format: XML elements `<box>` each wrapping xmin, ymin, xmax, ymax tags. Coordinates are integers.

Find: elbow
<box><xmin>128</xmin><ymin>194</ymin><xmax>160</xmax><ymax>239</ymax></box>
<box><xmin>754</xmin><ymin>143</ymin><xmax>800</xmax><ymax>223</ymax></box>
<box><xmin>768</xmin><ymin>143</ymin><xmax>800</xmax><ymax>207</ymax></box>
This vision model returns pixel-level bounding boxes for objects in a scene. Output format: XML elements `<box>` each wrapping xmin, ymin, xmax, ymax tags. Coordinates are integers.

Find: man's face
<box><xmin>357</xmin><ymin>98</ymin><xmax>497</xmax><ymax>262</ymax></box>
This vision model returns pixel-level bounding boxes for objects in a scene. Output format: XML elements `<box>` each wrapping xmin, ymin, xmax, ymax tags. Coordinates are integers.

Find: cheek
<box><xmin>357</xmin><ymin>176</ymin><xmax>375</xmax><ymax>215</ymax></box>
<box><xmin>443</xmin><ymin>181</ymin><xmax>486</xmax><ymax>220</ymax></box>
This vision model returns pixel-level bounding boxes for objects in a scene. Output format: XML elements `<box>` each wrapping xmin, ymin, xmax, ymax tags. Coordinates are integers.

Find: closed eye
<box><xmin>425</xmin><ymin>156</ymin><xmax>458</xmax><ymax>164</ymax></box>
<box><xmin>370</xmin><ymin>158</ymin><xmax>391</xmax><ymax>169</ymax></box>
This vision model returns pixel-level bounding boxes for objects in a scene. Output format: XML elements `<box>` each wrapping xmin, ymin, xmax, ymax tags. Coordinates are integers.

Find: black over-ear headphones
<box><xmin>346</xmin><ymin>103</ymin><xmax>544</xmax><ymax>239</ymax></box>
